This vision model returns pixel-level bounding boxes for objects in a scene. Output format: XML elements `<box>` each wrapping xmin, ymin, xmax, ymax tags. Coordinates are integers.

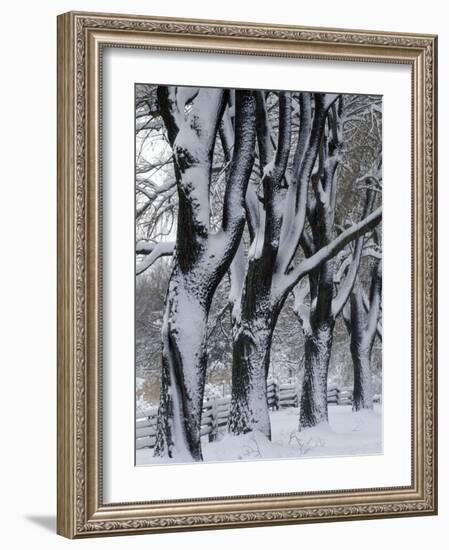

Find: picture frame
<box><xmin>57</xmin><ymin>10</ymin><xmax>438</xmax><ymax>538</ymax></box>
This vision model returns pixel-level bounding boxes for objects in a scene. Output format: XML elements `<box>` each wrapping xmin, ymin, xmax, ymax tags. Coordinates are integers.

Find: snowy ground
<box><xmin>136</xmin><ymin>404</ymin><xmax>382</xmax><ymax>466</ymax></box>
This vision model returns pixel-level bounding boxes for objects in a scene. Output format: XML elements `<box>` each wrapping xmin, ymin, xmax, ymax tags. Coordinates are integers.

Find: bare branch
<box><xmin>276</xmin><ymin>93</ymin><xmax>337</xmax><ymax>275</ymax></box>
<box><xmin>136</xmin><ymin>241</ymin><xmax>175</xmax><ymax>275</ymax></box>
<box><xmin>332</xmin><ymin>189</ymin><xmax>376</xmax><ymax>317</ymax></box>
<box><xmin>216</xmin><ymin>90</ymin><xmax>257</xmax><ymax>252</ymax></box>
<box><xmin>281</xmin><ymin>206</ymin><xmax>382</xmax><ymax>294</ymax></box>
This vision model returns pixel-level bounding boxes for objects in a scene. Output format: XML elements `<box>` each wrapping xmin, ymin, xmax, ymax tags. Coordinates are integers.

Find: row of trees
<box><xmin>135</xmin><ymin>85</ymin><xmax>382</xmax><ymax>461</ymax></box>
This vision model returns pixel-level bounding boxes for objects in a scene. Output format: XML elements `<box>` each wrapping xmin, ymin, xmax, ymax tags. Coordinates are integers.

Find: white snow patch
<box><xmin>262</xmin><ymin>159</ymin><xmax>275</xmax><ymax>179</ymax></box>
<box><xmin>136</xmin><ymin>404</ymin><xmax>382</xmax><ymax>465</ymax></box>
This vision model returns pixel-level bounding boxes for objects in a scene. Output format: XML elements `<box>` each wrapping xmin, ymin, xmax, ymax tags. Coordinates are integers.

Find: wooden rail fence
<box><xmin>136</xmin><ymin>383</ymin><xmax>380</xmax><ymax>450</ymax></box>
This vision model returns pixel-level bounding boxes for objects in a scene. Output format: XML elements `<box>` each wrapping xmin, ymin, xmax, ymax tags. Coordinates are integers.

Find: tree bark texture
<box><xmin>154</xmin><ymin>88</ymin><xmax>257</xmax><ymax>460</ymax></box>
<box><xmin>345</xmin><ymin>259</ymin><xmax>382</xmax><ymax>411</ymax></box>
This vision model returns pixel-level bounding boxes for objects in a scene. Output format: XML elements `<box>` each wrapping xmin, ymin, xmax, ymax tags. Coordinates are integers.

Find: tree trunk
<box><xmin>345</xmin><ymin>264</ymin><xmax>381</xmax><ymax>412</ymax></box>
<box><xmin>299</xmin><ymin>320</ymin><xmax>334</xmax><ymax>427</ymax></box>
<box><xmin>351</xmin><ymin>344</ymin><xmax>374</xmax><ymax>411</ymax></box>
<box><xmin>153</xmin><ymin>88</ymin><xmax>257</xmax><ymax>461</ymax></box>
<box><xmin>228</xmin><ymin>256</ymin><xmax>279</xmax><ymax>438</ymax></box>
<box><xmin>228</xmin><ymin>313</ymin><xmax>275</xmax><ymax>438</ymax></box>
<box><xmin>154</xmin><ymin>266</ymin><xmax>210</xmax><ymax>461</ymax></box>
<box><xmin>227</xmin><ymin>91</ymin><xmax>292</xmax><ymax>439</ymax></box>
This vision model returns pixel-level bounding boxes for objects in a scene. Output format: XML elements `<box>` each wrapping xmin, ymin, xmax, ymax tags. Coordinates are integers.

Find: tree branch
<box><xmin>136</xmin><ymin>241</ymin><xmax>175</xmax><ymax>275</ymax></box>
<box><xmin>276</xmin><ymin>93</ymin><xmax>335</xmax><ymax>275</ymax></box>
<box><xmin>260</xmin><ymin>91</ymin><xmax>292</xmax><ymax>262</ymax></box>
<box><xmin>217</xmin><ymin>90</ymin><xmax>257</xmax><ymax>254</ymax></box>
<box><xmin>291</xmin><ymin>281</ymin><xmax>312</xmax><ymax>336</ymax></box>
<box><xmin>362</xmin><ymin>289</ymin><xmax>382</xmax><ymax>341</ymax></box>
<box><xmin>332</xmin><ymin>189</ymin><xmax>376</xmax><ymax>317</ymax></box>
<box><xmin>281</xmin><ymin>206</ymin><xmax>382</xmax><ymax>294</ymax></box>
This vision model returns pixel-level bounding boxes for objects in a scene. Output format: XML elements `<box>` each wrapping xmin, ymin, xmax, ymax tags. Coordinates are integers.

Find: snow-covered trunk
<box><xmin>228</xmin><ymin>92</ymin><xmax>292</xmax><ymax>439</ymax></box>
<box><xmin>153</xmin><ymin>88</ymin><xmax>257</xmax><ymax>461</ymax></box>
<box><xmin>351</xmin><ymin>344</ymin><xmax>373</xmax><ymax>411</ymax></box>
<box><xmin>153</xmin><ymin>87</ymin><xmax>220</xmax><ymax>460</ymax></box>
<box><xmin>228</xmin><ymin>275</ymin><xmax>280</xmax><ymax>437</ymax></box>
<box><xmin>154</xmin><ymin>267</ymin><xmax>210</xmax><ymax>460</ymax></box>
<box><xmin>347</xmin><ymin>283</ymin><xmax>374</xmax><ymax>411</ymax></box>
<box><xmin>299</xmin><ymin>319</ymin><xmax>335</xmax><ymax>427</ymax></box>
<box><xmin>345</xmin><ymin>259</ymin><xmax>382</xmax><ymax>411</ymax></box>
<box><xmin>229</xmin><ymin>93</ymin><xmax>341</xmax><ymax>437</ymax></box>
<box><xmin>228</xmin><ymin>315</ymin><xmax>275</xmax><ymax>438</ymax></box>
<box><xmin>298</xmin><ymin>194</ymin><xmax>336</xmax><ymax>429</ymax></box>
<box><xmin>297</xmin><ymin>99</ymin><xmax>346</xmax><ymax>429</ymax></box>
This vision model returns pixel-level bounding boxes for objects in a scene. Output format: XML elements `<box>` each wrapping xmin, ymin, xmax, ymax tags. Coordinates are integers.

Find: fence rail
<box><xmin>136</xmin><ymin>383</ymin><xmax>380</xmax><ymax>451</ymax></box>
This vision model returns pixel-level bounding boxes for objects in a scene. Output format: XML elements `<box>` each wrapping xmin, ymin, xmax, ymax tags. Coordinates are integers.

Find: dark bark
<box><xmin>344</xmin><ymin>259</ymin><xmax>382</xmax><ymax>411</ymax></box>
<box><xmin>228</xmin><ymin>92</ymin><xmax>292</xmax><ymax>437</ymax></box>
<box><xmin>300</xmin><ymin>320</ymin><xmax>334</xmax><ymax>427</ymax></box>
<box><xmin>298</xmin><ymin>101</ymin><xmax>343</xmax><ymax>428</ymax></box>
<box><xmin>154</xmin><ymin>266</ymin><xmax>209</xmax><ymax>460</ymax></box>
<box><xmin>352</xmin><ymin>345</ymin><xmax>374</xmax><ymax>410</ymax></box>
<box><xmin>227</xmin><ymin>93</ymin><xmax>381</xmax><ymax>436</ymax></box>
<box><xmin>154</xmin><ymin>89</ymin><xmax>257</xmax><ymax>460</ymax></box>
<box><xmin>228</xmin><ymin>311</ymin><xmax>277</xmax><ymax>437</ymax></box>
<box><xmin>297</xmin><ymin>104</ymin><xmax>379</xmax><ymax>429</ymax></box>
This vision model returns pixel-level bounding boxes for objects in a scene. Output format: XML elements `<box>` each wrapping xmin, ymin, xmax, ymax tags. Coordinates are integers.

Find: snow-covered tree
<box><xmin>134</xmin><ymin>85</ymin><xmax>383</xmax><ymax>461</ymax></box>
<box><xmin>342</xmin><ymin>229</ymin><xmax>382</xmax><ymax>410</ymax></box>
<box><xmin>290</xmin><ymin>95</ymin><xmax>382</xmax><ymax>429</ymax></box>
<box><xmin>152</xmin><ymin>87</ymin><xmax>257</xmax><ymax>461</ymax></box>
<box><xmin>224</xmin><ymin>92</ymin><xmax>382</xmax><ymax>437</ymax></box>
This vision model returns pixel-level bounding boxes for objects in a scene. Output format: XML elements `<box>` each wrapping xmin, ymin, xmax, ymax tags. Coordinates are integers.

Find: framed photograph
<box><xmin>57</xmin><ymin>11</ymin><xmax>437</xmax><ymax>538</ymax></box>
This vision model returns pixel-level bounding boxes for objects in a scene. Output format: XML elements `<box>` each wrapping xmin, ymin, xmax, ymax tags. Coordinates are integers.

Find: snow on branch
<box><xmin>228</xmin><ymin>242</ymin><xmax>246</xmax><ymax>318</ymax></box>
<box><xmin>218</xmin><ymin>105</ymin><xmax>261</xmax><ymax>245</ymax></box>
<box><xmin>275</xmin><ymin>93</ymin><xmax>312</xmax><ymax>273</ymax></box>
<box><xmin>259</xmin><ymin>91</ymin><xmax>292</xmax><ymax>261</ymax></box>
<box><xmin>362</xmin><ymin>289</ymin><xmax>382</xmax><ymax>342</ymax></box>
<box><xmin>136</xmin><ymin>241</ymin><xmax>175</xmax><ymax>275</ymax></box>
<box><xmin>281</xmin><ymin>206</ymin><xmax>382</xmax><ymax>294</ymax></box>
<box><xmin>332</xmin><ymin>190</ymin><xmax>376</xmax><ymax>317</ymax></box>
<box><xmin>334</xmin><ymin>244</ymin><xmax>381</xmax><ymax>285</ymax></box>
<box><xmin>276</xmin><ymin>93</ymin><xmax>339</xmax><ymax>276</ymax></box>
<box><xmin>218</xmin><ymin>90</ymin><xmax>257</xmax><ymax>248</ymax></box>
<box><xmin>291</xmin><ymin>281</ymin><xmax>312</xmax><ymax>336</ymax></box>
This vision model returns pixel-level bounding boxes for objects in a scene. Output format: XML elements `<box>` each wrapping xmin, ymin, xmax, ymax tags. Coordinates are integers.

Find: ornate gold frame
<box><xmin>57</xmin><ymin>11</ymin><xmax>438</xmax><ymax>538</ymax></box>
